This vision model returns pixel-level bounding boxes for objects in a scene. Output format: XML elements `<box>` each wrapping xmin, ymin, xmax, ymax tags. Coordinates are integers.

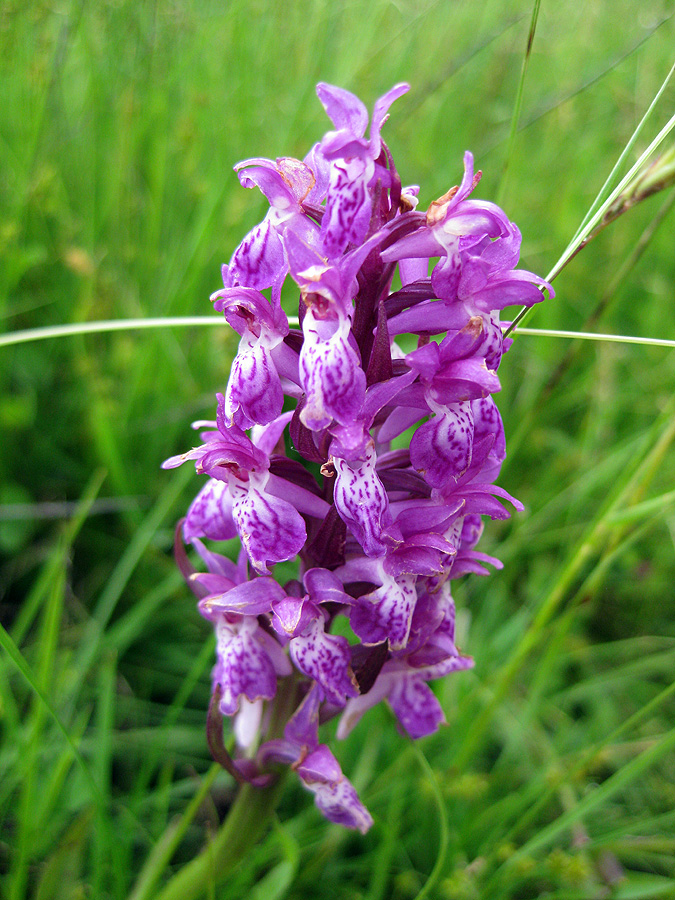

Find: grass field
<box><xmin>2</xmin><ymin>1</ymin><xmax>675</xmax><ymax>897</ymax></box>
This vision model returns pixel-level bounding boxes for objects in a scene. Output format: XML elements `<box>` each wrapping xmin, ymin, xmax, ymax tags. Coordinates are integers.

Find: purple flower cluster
<box><xmin>164</xmin><ymin>83</ymin><xmax>552</xmax><ymax>832</ymax></box>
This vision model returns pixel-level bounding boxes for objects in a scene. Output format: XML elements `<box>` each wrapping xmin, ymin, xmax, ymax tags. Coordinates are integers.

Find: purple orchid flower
<box><xmin>163</xmin><ymin>402</ymin><xmax>326</xmax><ymax>574</ymax></box>
<box><xmin>188</xmin><ymin>546</ymin><xmax>292</xmax><ymax>717</ymax></box>
<box><xmin>338</xmin><ymin>581</ymin><xmax>473</xmax><ymax>740</ymax></box>
<box><xmin>165</xmin><ymin>81</ymin><xmax>550</xmax><ymax>833</ymax></box>
<box><xmin>224</xmin><ymin>156</ymin><xmax>322</xmax><ymax>291</ymax></box>
<box><xmin>316</xmin><ymin>81</ymin><xmax>409</xmax><ymax>256</ymax></box>
<box><xmin>382</xmin><ymin>153</ymin><xmax>553</xmax><ymax>335</ymax></box>
<box><xmin>209</xmin><ymin>286</ymin><xmax>290</xmax><ymax>429</ymax></box>
<box><xmin>271</xmin><ymin>569</ymin><xmax>358</xmax><ymax>705</ymax></box>
<box><xmin>260</xmin><ymin>686</ymin><xmax>373</xmax><ymax>832</ymax></box>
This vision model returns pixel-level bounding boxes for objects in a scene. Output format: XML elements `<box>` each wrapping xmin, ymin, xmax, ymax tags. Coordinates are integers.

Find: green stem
<box><xmin>154</xmin><ymin>677</ymin><xmax>299</xmax><ymax>900</ymax></box>
<box><xmin>153</xmin><ymin>777</ymin><xmax>286</xmax><ymax>900</ymax></box>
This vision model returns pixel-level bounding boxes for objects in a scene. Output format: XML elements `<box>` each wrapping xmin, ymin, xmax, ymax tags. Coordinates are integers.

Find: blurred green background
<box><xmin>2</xmin><ymin>1</ymin><xmax>675</xmax><ymax>898</ymax></box>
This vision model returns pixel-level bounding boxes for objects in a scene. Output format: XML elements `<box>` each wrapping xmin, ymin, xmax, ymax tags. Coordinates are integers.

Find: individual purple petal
<box><xmin>191</xmin><ymin>538</ymin><xmax>244</xmax><ymax>583</ymax></box>
<box><xmin>233</xmin><ymin>697</ymin><xmax>263</xmax><ymax>749</ymax></box>
<box><xmin>316</xmin><ymin>83</ymin><xmax>369</xmax><ymax>137</ymax></box>
<box><xmin>283</xmin><ymin>682</ymin><xmax>322</xmax><ymax>749</ymax></box>
<box><xmin>235</xmin><ymin>157</ymin><xmax>314</xmax><ymax>206</ymax></box>
<box><xmin>398</xmin><ymin>256</ymin><xmax>428</xmax><ymax>286</ymax></box>
<box><xmin>229</xmin><ymin>216</ymin><xmax>287</xmax><ymax>290</ymax></box>
<box><xmin>350</xmin><ymin>570</ymin><xmax>417</xmax><ymax>650</ymax></box>
<box><xmin>225</xmin><ymin>338</ymin><xmax>284</xmax><ymax>428</ymax></box>
<box><xmin>161</xmin><ymin>444</ymin><xmax>207</xmax><ymax>470</ymax></box>
<box><xmin>303</xmin><ymin>567</ymin><xmax>352</xmax><ymax>605</ymax></box>
<box><xmin>303</xmin><ymin>142</ymin><xmax>331</xmax><ymax>203</ymax></box>
<box><xmin>290</xmin><ymin>618</ymin><xmax>358</xmax><ymax>705</ymax></box>
<box><xmin>183</xmin><ymin>478</ymin><xmax>237</xmax><ymax>542</ymax></box>
<box><xmin>387</xmin><ymin>677</ymin><xmax>445</xmax><ymax>739</ymax></box>
<box><xmin>451</xmin><ymin>549</ymin><xmax>503</xmax><ymax>578</ymax></box>
<box><xmin>471</xmin><ymin>271</ymin><xmax>551</xmax><ymax>311</ymax></box>
<box><xmin>387</xmin><ymin>299</ymin><xmax>470</xmax><ymax>337</ymax></box>
<box><xmin>481</xmin><ymin>313</ymin><xmax>507</xmax><ymax>370</ymax></box>
<box><xmin>321</xmin><ymin>158</ymin><xmax>372</xmax><ymax>257</ymax></box>
<box><xmin>405</xmin><ymin>580</ymin><xmax>453</xmax><ymax>654</ymax></box>
<box><xmin>460</xmin><ymin>514</ymin><xmax>484</xmax><ymax>549</ymax></box>
<box><xmin>199</xmin><ymin>576</ymin><xmax>286</xmax><ymax>618</ymax></box>
<box><xmin>460</xmin><ymin>482</ymin><xmax>524</xmax><ymax>514</ymax></box>
<box><xmin>299</xmin><ymin>311</ymin><xmax>366</xmax><ymax>431</ymax></box>
<box><xmin>369</xmin><ymin>83</ymin><xmax>409</xmax><ymax>156</ymax></box>
<box><xmin>471</xmin><ymin>395</ymin><xmax>506</xmax><ymax>481</ymax></box>
<box><xmin>230</xmin><ymin>473</ymin><xmax>306</xmax><ymax>574</ymax></box>
<box><xmin>250</xmin><ymin>410</ymin><xmax>294</xmax><ymax>456</ymax></box>
<box><xmin>333</xmin><ymin>445</ymin><xmax>392</xmax><ymax>557</ymax></box>
<box><xmin>391</xmin><ymin>500</ymin><xmax>463</xmax><ymax>540</ymax></box>
<box><xmin>381</xmin><ymin>225</ymin><xmax>440</xmax><ymax>264</ymax></box>
<box><xmin>271</xmin><ymin>595</ymin><xmax>316</xmax><ymax>638</ymax></box>
<box><xmin>377</xmin><ymin>404</ymin><xmax>426</xmax><ymax>443</ymax></box>
<box><xmin>451</xmin><ymin>487</ymin><xmax>513</xmax><ymax>519</ymax></box>
<box><xmin>266</xmin><ymin>473</ymin><xmax>330</xmax><ymax>519</ymax></box>
<box><xmin>296</xmin><ymin>744</ymin><xmax>373</xmax><ymax>833</ymax></box>
<box><xmin>213</xmin><ymin>615</ymin><xmax>278</xmax><ymax>715</ymax></box>
<box><xmin>409</xmin><ymin>401</ymin><xmax>474</xmax><ymax>488</ymax></box>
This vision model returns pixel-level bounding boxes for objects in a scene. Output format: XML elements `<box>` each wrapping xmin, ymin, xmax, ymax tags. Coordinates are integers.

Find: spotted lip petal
<box><xmin>213</xmin><ymin>616</ymin><xmax>279</xmax><ymax>716</ymax></box>
<box><xmin>224</xmin><ymin>339</ymin><xmax>284</xmax><ymax>429</ymax></box>
<box><xmin>183</xmin><ymin>478</ymin><xmax>237</xmax><ymax>543</ymax></box>
<box><xmin>350</xmin><ymin>570</ymin><xmax>418</xmax><ymax>650</ymax></box>
<box><xmin>258</xmin><ymin>687</ymin><xmax>373</xmax><ymax>832</ymax></box>
<box><xmin>290</xmin><ymin>617</ymin><xmax>358</xmax><ymax>706</ymax></box>
<box><xmin>297</xmin><ymin>745</ymin><xmax>373</xmax><ymax>833</ymax></box>
<box><xmin>230</xmin><ymin>472</ymin><xmax>307</xmax><ymax>575</ymax></box>
<box><xmin>409</xmin><ymin>400</ymin><xmax>475</xmax><ymax>488</ymax></box>
<box><xmin>211</xmin><ymin>288</ymin><xmax>288</xmax><ymax>429</ymax></box>
<box><xmin>333</xmin><ymin>444</ymin><xmax>392</xmax><ymax>558</ymax></box>
<box><xmin>299</xmin><ymin>311</ymin><xmax>366</xmax><ymax>431</ymax></box>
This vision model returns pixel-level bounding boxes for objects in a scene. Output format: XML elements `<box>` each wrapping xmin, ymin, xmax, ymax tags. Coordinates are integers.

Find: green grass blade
<box><xmin>496</xmin><ymin>0</ymin><xmax>542</xmax><ymax>205</ymax></box>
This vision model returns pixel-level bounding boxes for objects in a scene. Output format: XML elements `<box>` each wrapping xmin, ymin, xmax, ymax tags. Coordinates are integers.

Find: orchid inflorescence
<box><xmin>163</xmin><ymin>82</ymin><xmax>552</xmax><ymax>832</ymax></box>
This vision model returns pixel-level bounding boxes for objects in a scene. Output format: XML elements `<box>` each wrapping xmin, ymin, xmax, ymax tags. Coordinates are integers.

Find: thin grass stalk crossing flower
<box><xmin>161</xmin><ymin>80</ymin><xmax>552</xmax><ymax>847</ymax></box>
<box><xmin>506</xmin><ymin>96</ymin><xmax>675</xmax><ymax>337</ymax></box>
<box><xmin>3</xmin><ymin>317</ymin><xmax>675</xmax><ymax>351</ymax></box>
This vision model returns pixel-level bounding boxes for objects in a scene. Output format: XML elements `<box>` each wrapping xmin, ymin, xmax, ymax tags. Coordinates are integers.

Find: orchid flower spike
<box><xmin>164</xmin><ymin>81</ymin><xmax>552</xmax><ymax>831</ymax></box>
